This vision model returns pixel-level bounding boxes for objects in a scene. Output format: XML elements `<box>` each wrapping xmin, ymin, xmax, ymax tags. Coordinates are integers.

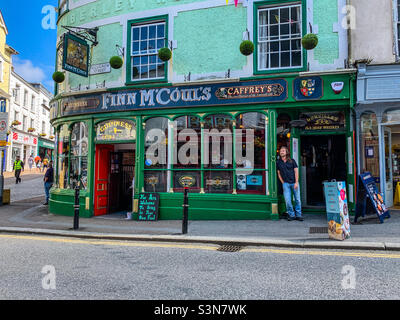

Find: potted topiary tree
<box><xmin>52</xmin><ymin>71</ymin><xmax>65</xmax><ymax>83</ymax></box>
<box><xmin>301</xmin><ymin>33</ymin><xmax>318</xmax><ymax>50</ymax></box>
<box><xmin>109</xmin><ymin>56</ymin><xmax>123</xmax><ymax>69</ymax></box>
<box><xmin>158</xmin><ymin>47</ymin><xmax>172</xmax><ymax>62</ymax></box>
<box><xmin>240</xmin><ymin>40</ymin><xmax>255</xmax><ymax>56</ymax></box>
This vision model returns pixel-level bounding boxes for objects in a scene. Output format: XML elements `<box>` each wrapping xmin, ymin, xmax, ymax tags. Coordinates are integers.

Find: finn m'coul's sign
<box><xmin>60</xmin><ymin>79</ymin><xmax>288</xmax><ymax>116</ymax></box>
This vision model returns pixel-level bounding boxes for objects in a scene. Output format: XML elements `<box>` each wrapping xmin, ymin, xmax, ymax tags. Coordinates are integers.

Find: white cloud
<box><xmin>13</xmin><ymin>58</ymin><xmax>46</xmax><ymax>83</ymax></box>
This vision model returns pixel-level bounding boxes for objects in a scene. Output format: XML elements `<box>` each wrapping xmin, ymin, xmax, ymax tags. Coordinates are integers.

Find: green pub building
<box><xmin>50</xmin><ymin>0</ymin><xmax>356</xmax><ymax>219</ymax></box>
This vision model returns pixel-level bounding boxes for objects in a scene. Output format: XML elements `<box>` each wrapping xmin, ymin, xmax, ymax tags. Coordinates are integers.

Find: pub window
<box><xmin>58</xmin><ymin>124</ymin><xmax>70</xmax><ymax>189</ymax></box>
<box><xmin>144</xmin><ymin>117</ymin><xmax>169</xmax><ymax>192</ymax></box>
<box><xmin>360</xmin><ymin>112</ymin><xmax>379</xmax><ymax>181</ymax></box>
<box><xmin>236</xmin><ymin>112</ymin><xmax>268</xmax><ymax>195</ymax></box>
<box><xmin>172</xmin><ymin>116</ymin><xmax>202</xmax><ymax>193</ymax></box>
<box><xmin>203</xmin><ymin>114</ymin><xmax>234</xmax><ymax>194</ymax></box>
<box><xmin>69</xmin><ymin>122</ymin><xmax>88</xmax><ymax>189</ymax></box>
<box><xmin>128</xmin><ymin>17</ymin><xmax>167</xmax><ymax>83</ymax></box>
<box><xmin>257</xmin><ymin>2</ymin><xmax>303</xmax><ymax>71</ymax></box>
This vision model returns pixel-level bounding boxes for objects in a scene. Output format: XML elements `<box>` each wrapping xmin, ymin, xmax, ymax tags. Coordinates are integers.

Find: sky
<box><xmin>0</xmin><ymin>0</ymin><xmax>58</xmax><ymax>92</ymax></box>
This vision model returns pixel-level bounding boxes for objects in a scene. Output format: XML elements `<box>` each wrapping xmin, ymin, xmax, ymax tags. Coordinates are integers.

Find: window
<box><xmin>257</xmin><ymin>2</ymin><xmax>303</xmax><ymax>71</ymax></box>
<box><xmin>31</xmin><ymin>95</ymin><xmax>35</xmax><ymax>112</ymax></box>
<box><xmin>360</xmin><ymin>112</ymin><xmax>379</xmax><ymax>181</ymax></box>
<box><xmin>58</xmin><ymin>125</ymin><xmax>70</xmax><ymax>189</ymax></box>
<box><xmin>43</xmin><ymin>107</ymin><xmax>47</xmax><ymax>116</ymax></box>
<box><xmin>128</xmin><ymin>17</ymin><xmax>167</xmax><ymax>82</ymax></box>
<box><xmin>13</xmin><ymin>85</ymin><xmax>20</xmax><ymax>104</ymax></box>
<box><xmin>30</xmin><ymin>118</ymin><xmax>34</xmax><ymax>129</ymax></box>
<box><xmin>144</xmin><ymin>117</ymin><xmax>169</xmax><ymax>192</ymax></box>
<box><xmin>70</xmin><ymin>122</ymin><xmax>88</xmax><ymax>189</ymax></box>
<box><xmin>42</xmin><ymin>121</ymin><xmax>46</xmax><ymax>134</ymax></box>
<box><xmin>23</xmin><ymin>115</ymin><xmax>27</xmax><ymax>131</ymax></box>
<box><xmin>14</xmin><ymin>111</ymin><xmax>19</xmax><ymax>121</ymax></box>
<box><xmin>0</xmin><ymin>58</ymin><xmax>3</xmax><ymax>82</ymax></box>
<box><xmin>23</xmin><ymin>90</ymin><xmax>28</xmax><ymax>107</ymax></box>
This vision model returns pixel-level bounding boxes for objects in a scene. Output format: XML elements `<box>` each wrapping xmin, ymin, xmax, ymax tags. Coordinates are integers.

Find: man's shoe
<box><xmin>287</xmin><ymin>216</ymin><xmax>295</xmax><ymax>221</ymax></box>
<box><xmin>43</xmin><ymin>202</ymin><xmax>48</xmax><ymax>205</ymax></box>
<box><xmin>296</xmin><ymin>216</ymin><xmax>304</xmax><ymax>221</ymax></box>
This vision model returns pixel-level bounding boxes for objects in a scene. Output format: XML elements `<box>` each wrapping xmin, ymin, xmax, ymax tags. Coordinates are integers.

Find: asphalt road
<box><xmin>0</xmin><ymin>233</ymin><xmax>399</xmax><ymax>300</ymax></box>
<box><xmin>4</xmin><ymin>174</ymin><xmax>45</xmax><ymax>203</ymax></box>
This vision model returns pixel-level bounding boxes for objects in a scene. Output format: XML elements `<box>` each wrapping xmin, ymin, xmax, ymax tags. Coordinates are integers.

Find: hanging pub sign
<box><xmin>96</xmin><ymin>119</ymin><xmax>136</xmax><ymax>141</ymax></box>
<box><xmin>63</xmin><ymin>33</ymin><xmax>89</xmax><ymax>77</ymax></box>
<box><xmin>299</xmin><ymin>111</ymin><xmax>345</xmax><ymax>131</ymax></box>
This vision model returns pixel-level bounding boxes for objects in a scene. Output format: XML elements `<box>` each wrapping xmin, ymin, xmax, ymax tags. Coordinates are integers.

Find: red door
<box><xmin>94</xmin><ymin>144</ymin><xmax>114</xmax><ymax>216</ymax></box>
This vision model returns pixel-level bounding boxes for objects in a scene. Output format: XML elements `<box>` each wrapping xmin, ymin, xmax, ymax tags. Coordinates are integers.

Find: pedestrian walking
<box><xmin>34</xmin><ymin>155</ymin><xmax>41</xmax><ymax>173</ymax></box>
<box><xmin>43</xmin><ymin>161</ymin><xmax>54</xmax><ymax>205</ymax></box>
<box><xmin>277</xmin><ymin>146</ymin><xmax>303</xmax><ymax>221</ymax></box>
<box><xmin>13</xmin><ymin>155</ymin><xmax>24</xmax><ymax>184</ymax></box>
<box><xmin>28</xmin><ymin>154</ymin><xmax>34</xmax><ymax>171</ymax></box>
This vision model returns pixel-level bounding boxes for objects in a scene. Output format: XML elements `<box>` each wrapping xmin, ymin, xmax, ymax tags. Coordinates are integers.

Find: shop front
<box><xmin>6</xmin><ymin>130</ymin><xmax>38</xmax><ymax>171</ymax></box>
<box><xmin>49</xmin><ymin>72</ymin><xmax>356</xmax><ymax>219</ymax></box>
<box><xmin>37</xmin><ymin>137</ymin><xmax>55</xmax><ymax>162</ymax></box>
<box><xmin>357</xmin><ymin>64</ymin><xmax>400</xmax><ymax>208</ymax></box>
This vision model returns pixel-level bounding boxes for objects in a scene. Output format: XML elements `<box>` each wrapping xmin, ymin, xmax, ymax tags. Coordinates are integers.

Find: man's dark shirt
<box><xmin>44</xmin><ymin>167</ymin><xmax>54</xmax><ymax>183</ymax></box>
<box><xmin>277</xmin><ymin>158</ymin><xmax>298</xmax><ymax>184</ymax></box>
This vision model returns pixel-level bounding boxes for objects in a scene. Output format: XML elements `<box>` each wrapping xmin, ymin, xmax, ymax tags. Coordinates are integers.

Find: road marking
<box><xmin>1</xmin><ymin>234</ymin><xmax>400</xmax><ymax>259</ymax></box>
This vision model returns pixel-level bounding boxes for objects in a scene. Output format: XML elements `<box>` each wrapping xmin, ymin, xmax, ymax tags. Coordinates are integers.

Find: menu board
<box><xmin>355</xmin><ymin>172</ymin><xmax>390</xmax><ymax>223</ymax></box>
<box><xmin>323</xmin><ymin>181</ymin><xmax>351</xmax><ymax>241</ymax></box>
<box><xmin>137</xmin><ymin>193</ymin><xmax>160</xmax><ymax>221</ymax></box>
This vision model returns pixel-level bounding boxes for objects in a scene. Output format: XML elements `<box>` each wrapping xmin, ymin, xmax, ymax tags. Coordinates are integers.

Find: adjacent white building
<box><xmin>7</xmin><ymin>70</ymin><xmax>54</xmax><ymax>171</ymax></box>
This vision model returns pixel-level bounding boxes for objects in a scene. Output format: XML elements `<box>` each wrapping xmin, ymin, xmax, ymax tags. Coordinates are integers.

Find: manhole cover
<box><xmin>309</xmin><ymin>227</ymin><xmax>328</xmax><ymax>234</ymax></box>
<box><xmin>217</xmin><ymin>245</ymin><xmax>243</xmax><ymax>252</ymax></box>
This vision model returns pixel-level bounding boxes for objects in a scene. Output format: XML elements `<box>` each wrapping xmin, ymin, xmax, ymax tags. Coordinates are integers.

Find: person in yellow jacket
<box><xmin>13</xmin><ymin>155</ymin><xmax>24</xmax><ymax>184</ymax></box>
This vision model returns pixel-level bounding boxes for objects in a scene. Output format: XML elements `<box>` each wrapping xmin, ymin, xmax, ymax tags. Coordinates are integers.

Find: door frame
<box><xmin>381</xmin><ymin>125</ymin><xmax>394</xmax><ymax>207</ymax></box>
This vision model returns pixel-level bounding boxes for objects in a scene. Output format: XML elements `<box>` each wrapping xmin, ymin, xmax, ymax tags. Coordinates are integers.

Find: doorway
<box><xmin>94</xmin><ymin>143</ymin><xmax>135</xmax><ymax>216</ymax></box>
<box><xmin>300</xmin><ymin>135</ymin><xmax>347</xmax><ymax>207</ymax></box>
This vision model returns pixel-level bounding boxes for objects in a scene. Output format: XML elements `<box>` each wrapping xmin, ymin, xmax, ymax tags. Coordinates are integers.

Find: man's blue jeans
<box><xmin>44</xmin><ymin>182</ymin><xmax>53</xmax><ymax>203</ymax></box>
<box><xmin>282</xmin><ymin>182</ymin><xmax>302</xmax><ymax>218</ymax></box>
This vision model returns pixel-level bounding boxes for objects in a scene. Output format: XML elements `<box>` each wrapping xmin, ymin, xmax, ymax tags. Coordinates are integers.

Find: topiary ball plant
<box><xmin>301</xmin><ymin>33</ymin><xmax>319</xmax><ymax>50</ymax></box>
<box><xmin>240</xmin><ymin>40</ymin><xmax>254</xmax><ymax>56</ymax></box>
<box><xmin>110</xmin><ymin>56</ymin><xmax>123</xmax><ymax>69</ymax></box>
<box><xmin>52</xmin><ymin>71</ymin><xmax>65</xmax><ymax>83</ymax></box>
<box><xmin>158</xmin><ymin>47</ymin><xmax>172</xmax><ymax>62</ymax></box>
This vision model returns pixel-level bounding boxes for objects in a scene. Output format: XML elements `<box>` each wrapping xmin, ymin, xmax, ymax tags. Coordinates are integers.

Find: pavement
<box><xmin>0</xmin><ymin>194</ymin><xmax>400</xmax><ymax>252</ymax></box>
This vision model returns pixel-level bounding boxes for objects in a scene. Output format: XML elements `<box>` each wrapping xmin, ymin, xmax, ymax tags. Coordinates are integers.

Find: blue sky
<box><xmin>1</xmin><ymin>0</ymin><xmax>58</xmax><ymax>92</ymax></box>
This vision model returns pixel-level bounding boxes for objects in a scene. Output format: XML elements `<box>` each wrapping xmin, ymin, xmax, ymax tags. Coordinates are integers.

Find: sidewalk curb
<box><xmin>0</xmin><ymin>227</ymin><xmax>397</xmax><ymax>252</ymax></box>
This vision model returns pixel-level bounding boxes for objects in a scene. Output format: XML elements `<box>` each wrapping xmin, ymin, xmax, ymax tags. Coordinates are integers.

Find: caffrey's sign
<box><xmin>60</xmin><ymin>79</ymin><xmax>288</xmax><ymax>116</ymax></box>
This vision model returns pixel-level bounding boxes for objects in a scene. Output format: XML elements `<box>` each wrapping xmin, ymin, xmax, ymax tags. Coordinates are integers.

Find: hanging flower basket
<box><xmin>52</xmin><ymin>71</ymin><xmax>65</xmax><ymax>83</ymax></box>
<box><xmin>158</xmin><ymin>47</ymin><xmax>172</xmax><ymax>62</ymax></box>
<box><xmin>49</xmin><ymin>135</ymin><xmax>55</xmax><ymax>139</ymax></box>
<box><xmin>39</xmin><ymin>133</ymin><xmax>47</xmax><ymax>137</ymax></box>
<box><xmin>109</xmin><ymin>56</ymin><xmax>123</xmax><ymax>69</ymax></box>
<box><xmin>240</xmin><ymin>40</ymin><xmax>254</xmax><ymax>56</ymax></box>
<box><xmin>11</xmin><ymin>120</ymin><xmax>21</xmax><ymax>126</ymax></box>
<box><xmin>27</xmin><ymin>127</ymin><xmax>35</xmax><ymax>133</ymax></box>
<box><xmin>301</xmin><ymin>33</ymin><xmax>318</xmax><ymax>50</ymax></box>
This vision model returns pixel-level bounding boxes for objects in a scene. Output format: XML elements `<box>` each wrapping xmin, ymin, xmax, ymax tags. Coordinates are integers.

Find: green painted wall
<box><xmin>173</xmin><ymin>5</ymin><xmax>247</xmax><ymax>75</ymax></box>
<box><xmin>313</xmin><ymin>0</ymin><xmax>339</xmax><ymax>65</ymax></box>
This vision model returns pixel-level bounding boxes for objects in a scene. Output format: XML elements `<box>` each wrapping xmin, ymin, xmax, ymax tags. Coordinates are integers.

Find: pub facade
<box><xmin>50</xmin><ymin>0</ymin><xmax>356</xmax><ymax>219</ymax></box>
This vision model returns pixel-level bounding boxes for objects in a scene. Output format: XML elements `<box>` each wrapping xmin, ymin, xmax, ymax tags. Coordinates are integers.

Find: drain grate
<box><xmin>217</xmin><ymin>245</ymin><xmax>243</xmax><ymax>252</ymax></box>
<box><xmin>309</xmin><ymin>227</ymin><xmax>328</xmax><ymax>234</ymax></box>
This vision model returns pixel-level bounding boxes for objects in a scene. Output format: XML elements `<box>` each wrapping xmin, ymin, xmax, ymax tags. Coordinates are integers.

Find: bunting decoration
<box><xmin>226</xmin><ymin>0</ymin><xmax>240</xmax><ymax>7</ymax></box>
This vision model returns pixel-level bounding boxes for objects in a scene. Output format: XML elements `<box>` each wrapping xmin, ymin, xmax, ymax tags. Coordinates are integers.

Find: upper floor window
<box><xmin>257</xmin><ymin>3</ymin><xmax>303</xmax><ymax>71</ymax></box>
<box><xmin>31</xmin><ymin>95</ymin><xmax>35</xmax><ymax>111</ymax></box>
<box><xmin>13</xmin><ymin>85</ymin><xmax>20</xmax><ymax>104</ymax></box>
<box><xmin>23</xmin><ymin>90</ymin><xmax>28</xmax><ymax>107</ymax></box>
<box><xmin>128</xmin><ymin>18</ymin><xmax>167</xmax><ymax>83</ymax></box>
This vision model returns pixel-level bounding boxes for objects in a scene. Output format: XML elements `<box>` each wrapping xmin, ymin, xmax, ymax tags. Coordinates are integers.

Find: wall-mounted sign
<box><xmin>300</xmin><ymin>112</ymin><xmax>345</xmax><ymax>131</ymax></box>
<box><xmin>63</xmin><ymin>33</ymin><xmax>89</xmax><ymax>77</ymax></box>
<box><xmin>89</xmin><ymin>63</ymin><xmax>111</xmax><ymax>76</ymax></box>
<box><xmin>60</xmin><ymin>79</ymin><xmax>288</xmax><ymax>116</ymax></box>
<box><xmin>96</xmin><ymin>119</ymin><xmax>136</xmax><ymax>141</ymax></box>
<box><xmin>331</xmin><ymin>81</ymin><xmax>344</xmax><ymax>94</ymax></box>
<box><xmin>178</xmin><ymin>175</ymin><xmax>196</xmax><ymax>188</ymax></box>
<box><xmin>293</xmin><ymin>76</ymin><xmax>323</xmax><ymax>101</ymax></box>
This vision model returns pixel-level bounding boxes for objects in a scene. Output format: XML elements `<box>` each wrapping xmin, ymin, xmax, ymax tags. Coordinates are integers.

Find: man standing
<box><xmin>277</xmin><ymin>146</ymin><xmax>303</xmax><ymax>221</ymax></box>
<box><xmin>43</xmin><ymin>161</ymin><xmax>54</xmax><ymax>205</ymax></box>
<box><xmin>13</xmin><ymin>155</ymin><xmax>24</xmax><ymax>184</ymax></box>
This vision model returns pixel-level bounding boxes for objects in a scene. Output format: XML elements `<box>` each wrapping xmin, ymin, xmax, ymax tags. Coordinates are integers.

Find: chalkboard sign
<box><xmin>137</xmin><ymin>193</ymin><xmax>160</xmax><ymax>221</ymax></box>
<box><xmin>355</xmin><ymin>172</ymin><xmax>390</xmax><ymax>223</ymax></box>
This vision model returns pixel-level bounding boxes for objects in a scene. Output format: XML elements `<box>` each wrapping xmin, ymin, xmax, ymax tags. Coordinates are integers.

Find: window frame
<box><xmin>126</xmin><ymin>15</ymin><xmax>169</xmax><ymax>85</ymax></box>
<box><xmin>254</xmin><ymin>0</ymin><xmax>307</xmax><ymax>75</ymax></box>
